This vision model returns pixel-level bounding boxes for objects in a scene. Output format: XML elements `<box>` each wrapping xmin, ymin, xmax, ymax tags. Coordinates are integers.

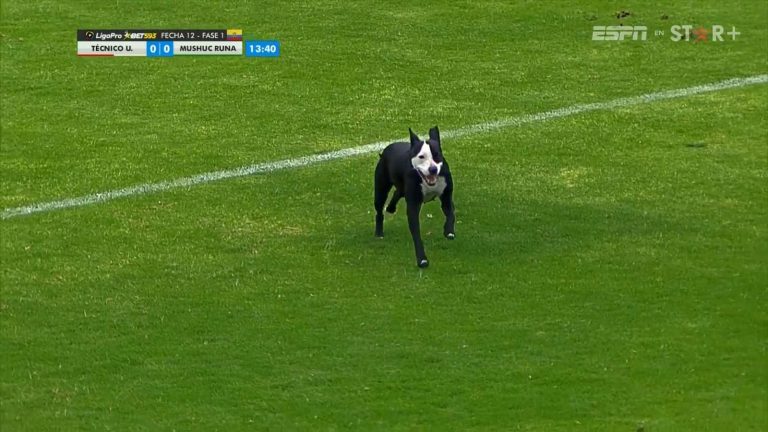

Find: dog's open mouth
<box><xmin>420</xmin><ymin>172</ymin><xmax>438</xmax><ymax>186</ymax></box>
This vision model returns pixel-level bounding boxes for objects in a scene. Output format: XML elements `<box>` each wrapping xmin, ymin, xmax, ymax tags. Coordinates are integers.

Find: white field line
<box><xmin>3</xmin><ymin>74</ymin><xmax>767</xmax><ymax>220</ymax></box>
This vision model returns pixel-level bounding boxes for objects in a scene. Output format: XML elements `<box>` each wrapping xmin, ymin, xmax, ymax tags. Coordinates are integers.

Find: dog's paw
<box><xmin>417</xmin><ymin>259</ymin><xmax>429</xmax><ymax>268</ymax></box>
<box><xmin>446</xmin><ymin>232</ymin><xmax>455</xmax><ymax>240</ymax></box>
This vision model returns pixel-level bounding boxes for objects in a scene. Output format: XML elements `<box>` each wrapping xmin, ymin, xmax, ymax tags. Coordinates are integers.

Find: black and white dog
<box><xmin>374</xmin><ymin>126</ymin><xmax>455</xmax><ymax>268</ymax></box>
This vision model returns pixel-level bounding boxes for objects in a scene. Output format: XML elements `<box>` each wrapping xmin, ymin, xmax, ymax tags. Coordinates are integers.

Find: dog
<box><xmin>374</xmin><ymin>126</ymin><xmax>455</xmax><ymax>268</ymax></box>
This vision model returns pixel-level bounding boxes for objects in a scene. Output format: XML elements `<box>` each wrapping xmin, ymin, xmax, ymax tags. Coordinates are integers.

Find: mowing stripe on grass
<box><xmin>2</xmin><ymin>74</ymin><xmax>767</xmax><ymax>220</ymax></box>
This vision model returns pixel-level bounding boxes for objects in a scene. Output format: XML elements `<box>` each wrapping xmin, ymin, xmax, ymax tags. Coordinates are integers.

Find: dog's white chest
<box><xmin>421</xmin><ymin>177</ymin><xmax>447</xmax><ymax>202</ymax></box>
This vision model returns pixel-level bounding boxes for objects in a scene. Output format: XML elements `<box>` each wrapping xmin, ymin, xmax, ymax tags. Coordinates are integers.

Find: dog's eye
<box><xmin>418</xmin><ymin>155</ymin><xmax>425</xmax><ymax>159</ymax></box>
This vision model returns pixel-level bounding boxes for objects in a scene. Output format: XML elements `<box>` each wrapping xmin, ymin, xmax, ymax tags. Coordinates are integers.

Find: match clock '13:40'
<box><xmin>245</xmin><ymin>40</ymin><xmax>280</xmax><ymax>57</ymax></box>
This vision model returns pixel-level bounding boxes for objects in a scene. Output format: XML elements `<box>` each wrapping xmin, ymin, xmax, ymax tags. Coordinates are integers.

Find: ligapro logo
<box><xmin>592</xmin><ymin>25</ymin><xmax>647</xmax><ymax>41</ymax></box>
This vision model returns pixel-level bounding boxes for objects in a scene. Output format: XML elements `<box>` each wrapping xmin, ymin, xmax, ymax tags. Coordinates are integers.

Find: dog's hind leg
<box><xmin>386</xmin><ymin>189</ymin><xmax>403</xmax><ymax>214</ymax></box>
<box><xmin>374</xmin><ymin>159</ymin><xmax>392</xmax><ymax>237</ymax></box>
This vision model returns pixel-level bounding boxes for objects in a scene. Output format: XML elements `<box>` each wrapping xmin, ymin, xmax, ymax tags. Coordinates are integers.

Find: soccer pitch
<box><xmin>1</xmin><ymin>1</ymin><xmax>766</xmax><ymax>430</ymax></box>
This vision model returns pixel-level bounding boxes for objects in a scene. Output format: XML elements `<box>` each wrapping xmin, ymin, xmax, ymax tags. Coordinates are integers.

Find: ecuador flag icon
<box><xmin>226</xmin><ymin>29</ymin><xmax>243</xmax><ymax>41</ymax></box>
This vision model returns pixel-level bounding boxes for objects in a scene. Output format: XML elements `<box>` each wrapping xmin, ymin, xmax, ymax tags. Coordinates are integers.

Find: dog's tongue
<box><xmin>426</xmin><ymin>174</ymin><xmax>437</xmax><ymax>184</ymax></box>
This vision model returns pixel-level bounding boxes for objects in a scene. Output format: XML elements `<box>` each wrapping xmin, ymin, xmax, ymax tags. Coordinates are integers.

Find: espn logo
<box><xmin>592</xmin><ymin>25</ymin><xmax>647</xmax><ymax>41</ymax></box>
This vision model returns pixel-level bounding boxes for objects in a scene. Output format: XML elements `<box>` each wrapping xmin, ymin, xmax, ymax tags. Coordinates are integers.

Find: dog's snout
<box><xmin>428</xmin><ymin>165</ymin><xmax>438</xmax><ymax>175</ymax></box>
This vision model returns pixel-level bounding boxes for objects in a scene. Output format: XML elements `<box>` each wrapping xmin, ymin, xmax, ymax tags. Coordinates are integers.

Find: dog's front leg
<box><xmin>440</xmin><ymin>191</ymin><xmax>455</xmax><ymax>239</ymax></box>
<box><xmin>406</xmin><ymin>200</ymin><xmax>428</xmax><ymax>268</ymax></box>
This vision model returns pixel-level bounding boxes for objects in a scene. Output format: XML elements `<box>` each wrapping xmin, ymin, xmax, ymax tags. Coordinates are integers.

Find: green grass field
<box><xmin>2</xmin><ymin>1</ymin><xmax>767</xmax><ymax>430</ymax></box>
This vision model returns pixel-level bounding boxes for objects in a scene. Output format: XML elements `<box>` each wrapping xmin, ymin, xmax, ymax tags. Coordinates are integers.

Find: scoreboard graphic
<box><xmin>77</xmin><ymin>29</ymin><xmax>279</xmax><ymax>57</ymax></box>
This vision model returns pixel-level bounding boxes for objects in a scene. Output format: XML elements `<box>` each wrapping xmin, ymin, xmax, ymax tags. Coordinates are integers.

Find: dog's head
<box><xmin>409</xmin><ymin>126</ymin><xmax>443</xmax><ymax>186</ymax></box>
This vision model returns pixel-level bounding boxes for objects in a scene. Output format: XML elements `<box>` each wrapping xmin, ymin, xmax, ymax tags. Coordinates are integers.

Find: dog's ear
<box><xmin>428</xmin><ymin>126</ymin><xmax>440</xmax><ymax>143</ymax></box>
<box><xmin>409</xmin><ymin>128</ymin><xmax>422</xmax><ymax>148</ymax></box>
